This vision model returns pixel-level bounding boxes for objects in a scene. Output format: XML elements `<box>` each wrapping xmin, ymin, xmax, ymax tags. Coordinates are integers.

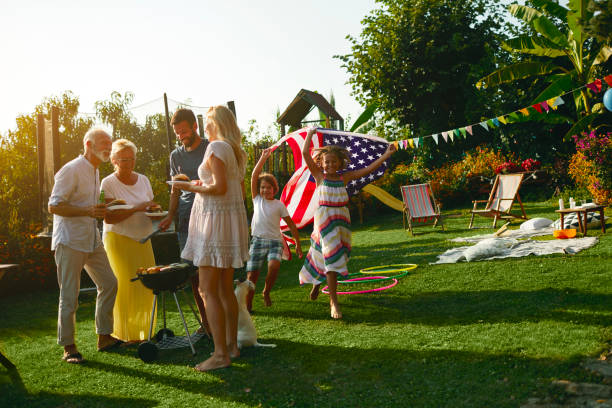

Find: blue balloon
<box><xmin>604</xmin><ymin>88</ymin><xmax>612</xmax><ymax>112</ymax></box>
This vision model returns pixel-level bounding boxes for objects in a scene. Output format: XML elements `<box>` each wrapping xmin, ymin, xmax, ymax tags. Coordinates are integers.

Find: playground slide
<box><xmin>362</xmin><ymin>184</ymin><xmax>404</xmax><ymax>212</ymax></box>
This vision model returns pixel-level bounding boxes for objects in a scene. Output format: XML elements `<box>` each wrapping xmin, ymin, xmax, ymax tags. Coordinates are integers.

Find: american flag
<box><xmin>270</xmin><ymin>127</ymin><xmax>390</xmax><ymax>231</ymax></box>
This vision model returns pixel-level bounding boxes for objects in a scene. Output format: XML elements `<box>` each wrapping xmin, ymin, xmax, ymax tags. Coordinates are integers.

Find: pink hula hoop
<box><xmin>322</xmin><ymin>275</ymin><xmax>398</xmax><ymax>295</ymax></box>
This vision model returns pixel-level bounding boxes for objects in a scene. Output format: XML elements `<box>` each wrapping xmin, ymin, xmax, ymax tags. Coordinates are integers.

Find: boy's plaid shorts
<box><xmin>247</xmin><ymin>236</ymin><xmax>283</xmax><ymax>271</ymax></box>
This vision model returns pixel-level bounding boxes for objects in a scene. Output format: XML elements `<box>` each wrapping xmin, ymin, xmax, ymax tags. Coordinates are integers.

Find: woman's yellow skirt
<box><xmin>104</xmin><ymin>231</ymin><xmax>156</xmax><ymax>341</ymax></box>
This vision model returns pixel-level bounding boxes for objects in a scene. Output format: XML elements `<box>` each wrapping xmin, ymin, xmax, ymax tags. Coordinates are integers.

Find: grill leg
<box><xmin>161</xmin><ymin>292</ymin><xmax>167</xmax><ymax>330</ymax></box>
<box><xmin>181</xmin><ymin>289</ymin><xmax>208</xmax><ymax>336</ymax></box>
<box><xmin>173</xmin><ymin>292</ymin><xmax>196</xmax><ymax>355</ymax></box>
<box><xmin>147</xmin><ymin>295</ymin><xmax>157</xmax><ymax>341</ymax></box>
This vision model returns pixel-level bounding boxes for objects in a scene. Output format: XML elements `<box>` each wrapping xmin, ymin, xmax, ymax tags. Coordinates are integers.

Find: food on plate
<box><xmin>146</xmin><ymin>204</ymin><xmax>163</xmax><ymax>213</ymax></box>
<box><xmin>107</xmin><ymin>199</ymin><xmax>127</xmax><ymax>207</ymax></box>
<box><xmin>172</xmin><ymin>173</ymin><xmax>190</xmax><ymax>182</ymax></box>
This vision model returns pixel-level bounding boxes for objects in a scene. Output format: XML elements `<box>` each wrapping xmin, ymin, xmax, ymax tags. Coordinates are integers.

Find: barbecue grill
<box><xmin>131</xmin><ymin>263</ymin><xmax>209</xmax><ymax>362</ymax></box>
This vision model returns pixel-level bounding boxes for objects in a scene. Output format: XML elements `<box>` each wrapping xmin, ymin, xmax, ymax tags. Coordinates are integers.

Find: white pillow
<box><xmin>520</xmin><ymin>218</ymin><xmax>553</xmax><ymax>230</ymax></box>
<box><xmin>463</xmin><ymin>238</ymin><xmax>517</xmax><ymax>262</ymax></box>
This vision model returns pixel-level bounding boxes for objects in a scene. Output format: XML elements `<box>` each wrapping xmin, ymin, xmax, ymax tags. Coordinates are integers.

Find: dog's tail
<box><xmin>254</xmin><ymin>342</ymin><xmax>277</xmax><ymax>348</ymax></box>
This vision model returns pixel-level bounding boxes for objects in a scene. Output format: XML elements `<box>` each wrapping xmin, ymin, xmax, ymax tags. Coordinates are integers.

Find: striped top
<box><xmin>319</xmin><ymin>178</ymin><xmax>349</xmax><ymax>207</ymax></box>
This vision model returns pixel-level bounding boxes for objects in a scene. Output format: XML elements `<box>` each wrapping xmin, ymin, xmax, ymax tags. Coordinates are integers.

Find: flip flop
<box><xmin>97</xmin><ymin>339</ymin><xmax>124</xmax><ymax>352</ymax></box>
<box><xmin>62</xmin><ymin>352</ymin><xmax>84</xmax><ymax>364</ymax></box>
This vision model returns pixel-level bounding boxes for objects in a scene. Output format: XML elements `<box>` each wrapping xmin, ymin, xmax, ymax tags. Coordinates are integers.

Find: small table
<box><xmin>555</xmin><ymin>205</ymin><xmax>606</xmax><ymax>236</ymax></box>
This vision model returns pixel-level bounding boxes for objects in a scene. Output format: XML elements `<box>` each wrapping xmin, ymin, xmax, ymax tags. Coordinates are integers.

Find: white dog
<box><xmin>234</xmin><ymin>279</ymin><xmax>276</xmax><ymax>349</ymax></box>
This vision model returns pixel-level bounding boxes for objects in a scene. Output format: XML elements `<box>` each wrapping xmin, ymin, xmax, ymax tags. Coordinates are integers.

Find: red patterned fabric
<box><xmin>401</xmin><ymin>184</ymin><xmax>436</xmax><ymax>224</ymax></box>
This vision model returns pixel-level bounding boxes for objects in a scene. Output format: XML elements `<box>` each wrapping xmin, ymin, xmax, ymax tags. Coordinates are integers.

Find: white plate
<box><xmin>145</xmin><ymin>211</ymin><xmax>168</xmax><ymax>217</ymax></box>
<box><xmin>107</xmin><ymin>205</ymin><xmax>133</xmax><ymax>211</ymax></box>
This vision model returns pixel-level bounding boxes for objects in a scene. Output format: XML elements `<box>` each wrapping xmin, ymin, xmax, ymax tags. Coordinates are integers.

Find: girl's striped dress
<box><xmin>299</xmin><ymin>176</ymin><xmax>351</xmax><ymax>284</ymax></box>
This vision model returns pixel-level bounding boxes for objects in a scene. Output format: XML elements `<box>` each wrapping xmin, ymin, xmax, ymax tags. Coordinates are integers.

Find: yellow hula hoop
<box><xmin>359</xmin><ymin>264</ymin><xmax>418</xmax><ymax>274</ymax></box>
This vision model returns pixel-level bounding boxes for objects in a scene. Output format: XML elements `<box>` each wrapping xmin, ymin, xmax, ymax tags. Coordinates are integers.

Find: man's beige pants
<box><xmin>55</xmin><ymin>244</ymin><xmax>117</xmax><ymax>346</ymax></box>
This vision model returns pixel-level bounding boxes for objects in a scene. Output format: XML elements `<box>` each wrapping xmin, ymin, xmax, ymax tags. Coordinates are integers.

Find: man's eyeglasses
<box><xmin>116</xmin><ymin>158</ymin><xmax>135</xmax><ymax>162</ymax></box>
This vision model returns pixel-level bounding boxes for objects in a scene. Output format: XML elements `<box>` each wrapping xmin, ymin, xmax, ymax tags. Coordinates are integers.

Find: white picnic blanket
<box><xmin>433</xmin><ymin>236</ymin><xmax>598</xmax><ymax>264</ymax></box>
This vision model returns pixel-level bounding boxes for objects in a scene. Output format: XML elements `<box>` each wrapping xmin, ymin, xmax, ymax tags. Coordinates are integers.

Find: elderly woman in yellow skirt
<box><xmin>102</xmin><ymin>139</ymin><xmax>159</xmax><ymax>343</ymax></box>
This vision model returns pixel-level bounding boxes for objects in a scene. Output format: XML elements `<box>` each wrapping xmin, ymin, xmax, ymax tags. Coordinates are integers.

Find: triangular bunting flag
<box><xmin>441</xmin><ymin>132</ymin><xmax>448</xmax><ymax>142</ymax></box>
<box><xmin>509</xmin><ymin>112</ymin><xmax>520</xmax><ymax>122</ymax></box>
<box><xmin>532</xmin><ymin>104</ymin><xmax>543</xmax><ymax>113</ymax></box>
<box><xmin>448</xmin><ymin>131</ymin><xmax>455</xmax><ymax>142</ymax></box>
<box><xmin>492</xmin><ymin>118</ymin><xmax>500</xmax><ymax>127</ymax></box>
<box><xmin>486</xmin><ymin>119</ymin><xmax>496</xmax><ymax>128</ymax></box>
<box><xmin>540</xmin><ymin>100</ymin><xmax>550</xmax><ymax>112</ymax></box>
<box><xmin>547</xmin><ymin>97</ymin><xmax>558</xmax><ymax>110</ymax></box>
<box><xmin>393</xmin><ymin>141</ymin><xmax>399</xmax><ymax>150</ymax></box>
<box><xmin>553</xmin><ymin>96</ymin><xmax>565</xmax><ymax>107</ymax></box>
<box><xmin>604</xmin><ymin>75</ymin><xmax>612</xmax><ymax>88</ymax></box>
<box><xmin>586</xmin><ymin>79</ymin><xmax>602</xmax><ymax>93</ymax></box>
<box><xmin>432</xmin><ymin>134</ymin><xmax>439</xmax><ymax>144</ymax></box>
<box><xmin>403</xmin><ymin>140</ymin><xmax>409</xmax><ymax>149</ymax></box>
<box><xmin>453</xmin><ymin>129</ymin><xmax>461</xmax><ymax>139</ymax></box>
<box><xmin>408</xmin><ymin>139</ymin><xmax>415</xmax><ymax>148</ymax></box>
<box><xmin>418</xmin><ymin>136</ymin><xmax>423</xmax><ymax>147</ymax></box>
<box><xmin>466</xmin><ymin>125</ymin><xmax>473</xmax><ymax>136</ymax></box>
<box><xmin>520</xmin><ymin>108</ymin><xmax>530</xmax><ymax>116</ymax></box>
<box><xmin>413</xmin><ymin>137</ymin><xmax>419</xmax><ymax>148</ymax></box>
<box><xmin>480</xmin><ymin>122</ymin><xmax>489</xmax><ymax>131</ymax></box>
<box><xmin>459</xmin><ymin>127</ymin><xmax>467</xmax><ymax>138</ymax></box>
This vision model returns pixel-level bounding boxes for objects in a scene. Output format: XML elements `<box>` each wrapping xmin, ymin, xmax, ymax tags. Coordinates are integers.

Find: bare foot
<box><xmin>228</xmin><ymin>343</ymin><xmax>240</xmax><ymax>359</ymax></box>
<box><xmin>310</xmin><ymin>284</ymin><xmax>320</xmax><ymax>300</ymax></box>
<box><xmin>330</xmin><ymin>302</ymin><xmax>342</xmax><ymax>319</ymax></box>
<box><xmin>194</xmin><ymin>355</ymin><xmax>231</xmax><ymax>372</ymax></box>
<box><xmin>263</xmin><ymin>291</ymin><xmax>272</xmax><ymax>307</ymax></box>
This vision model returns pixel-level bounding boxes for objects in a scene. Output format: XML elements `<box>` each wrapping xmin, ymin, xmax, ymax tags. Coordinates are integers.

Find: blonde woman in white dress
<box><xmin>174</xmin><ymin>105</ymin><xmax>249</xmax><ymax>372</ymax></box>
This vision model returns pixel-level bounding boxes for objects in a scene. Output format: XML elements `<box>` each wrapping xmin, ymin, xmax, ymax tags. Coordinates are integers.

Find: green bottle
<box><xmin>99</xmin><ymin>189</ymin><xmax>105</xmax><ymax>204</ymax></box>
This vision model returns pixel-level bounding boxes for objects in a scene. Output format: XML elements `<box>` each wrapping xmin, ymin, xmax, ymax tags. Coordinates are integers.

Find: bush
<box><xmin>0</xmin><ymin>225</ymin><xmax>56</xmax><ymax>297</ymax></box>
<box><xmin>568</xmin><ymin>130</ymin><xmax>612</xmax><ymax>205</ymax></box>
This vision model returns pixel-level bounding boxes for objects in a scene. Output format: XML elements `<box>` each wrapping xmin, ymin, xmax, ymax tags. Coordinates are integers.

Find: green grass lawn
<box><xmin>1</xmin><ymin>201</ymin><xmax>610</xmax><ymax>407</ymax></box>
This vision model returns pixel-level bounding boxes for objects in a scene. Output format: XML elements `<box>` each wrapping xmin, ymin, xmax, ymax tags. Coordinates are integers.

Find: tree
<box><xmin>584</xmin><ymin>0</ymin><xmax>612</xmax><ymax>43</ymax></box>
<box><xmin>0</xmin><ymin>92</ymin><xmax>95</xmax><ymax>237</ymax></box>
<box><xmin>337</xmin><ymin>0</ymin><xmax>506</xmax><ymax>136</ymax></box>
<box><xmin>477</xmin><ymin>0</ymin><xmax>612</xmax><ymax>138</ymax></box>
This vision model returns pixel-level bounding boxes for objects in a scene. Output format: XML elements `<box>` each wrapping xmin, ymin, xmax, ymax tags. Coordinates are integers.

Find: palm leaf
<box><xmin>476</xmin><ymin>62</ymin><xmax>560</xmax><ymax>88</ymax></box>
<box><xmin>564</xmin><ymin>112</ymin><xmax>599</xmax><ymax>140</ymax></box>
<box><xmin>508</xmin><ymin>5</ymin><xmax>543</xmax><ymax>24</ymax></box>
<box><xmin>567</xmin><ymin>0</ymin><xmax>589</xmax><ymax>53</ymax></box>
<box><xmin>532</xmin><ymin>16</ymin><xmax>569</xmax><ymax>49</ymax></box>
<box><xmin>531</xmin><ymin>0</ymin><xmax>568</xmax><ymax>22</ymax></box>
<box><xmin>503</xmin><ymin>36</ymin><xmax>567</xmax><ymax>58</ymax></box>
<box><xmin>592</xmin><ymin>45</ymin><xmax>612</xmax><ymax>67</ymax></box>
<box><xmin>532</xmin><ymin>74</ymin><xmax>578</xmax><ymax>103</ymax></box>
<box><xmin>350</xmin><ymin>103</ymin><xmax>378</xmax><ymax>132</ymax></box>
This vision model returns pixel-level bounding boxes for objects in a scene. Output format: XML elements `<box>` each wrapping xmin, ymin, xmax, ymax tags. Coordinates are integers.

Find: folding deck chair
<box><xmin>468</xmin><ymin>173</ymin><xmax>527</xmax><ymax>229</ymax></box>
<box><xmin>400</xmin><ymin>183</ymin><xmax>444</xmax><ymax>236</ymax></box>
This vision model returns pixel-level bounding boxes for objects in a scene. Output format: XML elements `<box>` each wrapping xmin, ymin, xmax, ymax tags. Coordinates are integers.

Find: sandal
<box><xmin>62</xmin><ymin>352</ymin><xmax>84</xmax><ymax>364</ymax></box>
<box><xmin>97</xmin><ymin>338</ymin><xmax>124</xmax><ymax>352</ymax></box>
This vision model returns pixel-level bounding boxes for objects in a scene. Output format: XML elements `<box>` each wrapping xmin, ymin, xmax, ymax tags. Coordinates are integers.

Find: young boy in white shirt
<box><xmin>247</xmin><ymin>148</ymin><xmax>302</xmax><ymax>312</ymax></box>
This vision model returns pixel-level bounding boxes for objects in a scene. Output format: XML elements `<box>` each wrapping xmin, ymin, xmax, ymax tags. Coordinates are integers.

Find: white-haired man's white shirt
<box><xmin>49</xmin><ymin>155</ymin><xmax>102</xmax><ymax>252</ymax></box>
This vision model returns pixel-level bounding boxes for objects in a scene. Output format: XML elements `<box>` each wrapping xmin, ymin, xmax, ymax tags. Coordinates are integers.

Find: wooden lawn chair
<box><xmin>468</xmin><ymin>173</ymin><xmax>527</xmax><ymax>229</ymax></box>
<box><xmin>400</xmin><ymin>183</ymin><xmax>444</xmax><ymax>236</ymax></box>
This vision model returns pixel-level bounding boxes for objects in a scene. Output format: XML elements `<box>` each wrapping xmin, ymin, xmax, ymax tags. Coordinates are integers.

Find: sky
<box><xmin>0</xmin><ymin>0</ymin><xmax>379</xmax><ymax>138</ymax></box>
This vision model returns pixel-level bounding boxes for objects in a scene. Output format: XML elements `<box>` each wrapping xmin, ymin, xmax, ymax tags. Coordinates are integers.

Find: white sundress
<box><xmin>181</xmin><ymin>140</ymin><xmax>249</xmax><ymax>268</ymax></box>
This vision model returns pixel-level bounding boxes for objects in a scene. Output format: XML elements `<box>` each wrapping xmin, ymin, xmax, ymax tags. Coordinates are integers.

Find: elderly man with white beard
<box><xmin>48</xmin><ymin>128</ymin><xmax>120</xmax><ymax>364</ymax></box>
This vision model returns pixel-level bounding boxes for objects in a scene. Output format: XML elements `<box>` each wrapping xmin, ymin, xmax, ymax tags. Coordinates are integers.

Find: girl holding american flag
<box><xmin>299</xmin><ymin>127</ymin><xmax>396</xmax><ymax>319</ymax></box>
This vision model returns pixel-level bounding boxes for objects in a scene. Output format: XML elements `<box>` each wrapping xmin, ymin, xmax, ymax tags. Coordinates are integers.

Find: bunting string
<box><xmin>395</xmin><ymin>75</ymin><xmax>612</xmax><ymax>149</ymax></box>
